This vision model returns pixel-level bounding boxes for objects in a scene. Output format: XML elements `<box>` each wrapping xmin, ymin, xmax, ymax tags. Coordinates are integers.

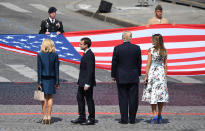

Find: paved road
<box><xmin>0</xmin><ymin>0</ymin><xmax>204</xmax><ymax>83</ymax></box>
<box><xmin>0</xmin><ymin>0</ymin><xmax>120</xmax><ymax>34</ymax></box>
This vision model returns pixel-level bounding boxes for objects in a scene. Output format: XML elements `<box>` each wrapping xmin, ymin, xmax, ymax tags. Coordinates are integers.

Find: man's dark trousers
<box><xmin>117</xmin><ymin>83</ymin><xmax>139</xmax><ymax>123</ymax></box>
<box><xmin>77</xmin><ymin>86</ymin><xmax>95</xmax><ymax>120</ymax></box>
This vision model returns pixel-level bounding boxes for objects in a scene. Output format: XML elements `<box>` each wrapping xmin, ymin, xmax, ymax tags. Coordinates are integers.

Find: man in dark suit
<box><xmin>39</xmin><ymin>7</ymin><xmax>64</xmax><ymax>35</ymax></box>
<box><xmin>111</xmin><ymin>31</ymin><xmax>142</xmax><ymax>124</ymax></box>
<box><xmin>71</xmin><ymin>37</ymin><xmax>96</xmax><ymax>125</ymax></box>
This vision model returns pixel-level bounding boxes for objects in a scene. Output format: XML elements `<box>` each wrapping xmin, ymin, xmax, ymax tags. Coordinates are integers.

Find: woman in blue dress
<box><xmin>37</xmin><ymin>39</ymin><xmax>59</xmax><ymax>124</ymax></box>
<box><xmin>142</xmin><ymin>34</ymin><xmax>169</xmax><ymax>124</ymax></box>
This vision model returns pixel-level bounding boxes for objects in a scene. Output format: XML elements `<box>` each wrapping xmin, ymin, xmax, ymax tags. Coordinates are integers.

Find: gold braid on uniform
<box><xmin>45</xmin><ymin>19</ymin><xmax>49</xmax><ymax>31</ymax></box>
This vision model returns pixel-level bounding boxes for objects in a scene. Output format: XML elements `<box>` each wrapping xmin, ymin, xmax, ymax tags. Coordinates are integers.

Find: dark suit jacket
<box><xmin>111</xmin><ymin>42</ymin><xmax>142</xmax><ymax>84</ymax></box>
<box><xmin>39</xmin><ymin>18</ymin><xmax>64</xmax><ymax>34</ymax></box>
<box><xmin>37</xmin><ymin>52</ymin><xmax>59</xmax><ymax>85</ymax></box>
<box><xmin>78</xmin><ymin>49</ymin><xmax>96</xmax><ymax>87</ymax></box>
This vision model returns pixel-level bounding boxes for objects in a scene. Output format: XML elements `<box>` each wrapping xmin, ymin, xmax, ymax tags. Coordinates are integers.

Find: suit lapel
<box><xmin>86</xmin><ymin>49</ymin><xmax>91</xmax><ymax>53</ymax></box>
<box><xmin>80</xmin><ymin>51</ymin><xmax>86</xmax><ymax>65</ymax></box>
<box><xmin>80</xmin><ymin>49</ymin><xmax>91</xmax><ymax>64</ymax></box>
<box><xmin>84</xmin><ymin>49</ymin><xmax>91</xmax><ymax>57</ymax></box>
<box><xmin>47</xmin><ymin>18</ymin><xmax>51</xmax><ymax>25</ymax></box>
<box><xmin>80</xmin><ymin>53</ymin><xmax>84</xmax><ymax>63</ymax></box>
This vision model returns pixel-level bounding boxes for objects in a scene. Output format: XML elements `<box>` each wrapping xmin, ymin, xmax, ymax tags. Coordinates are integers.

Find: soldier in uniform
<box><xmin>147</xmin><ymin>5</ymin><xmax>169</xmax><ymax>25</ymax></box>
<box><xmin>39</xmin><ymin>7</ymin><xmax>64</xmax><ymax>35</ymax></box>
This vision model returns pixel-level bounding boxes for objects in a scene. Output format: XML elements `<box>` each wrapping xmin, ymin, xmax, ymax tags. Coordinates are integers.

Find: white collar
<box><xmin>84</xmin><ymin>48</ymin><xmax>90</xmax><ymax>54</ymax></box>
<box><xmin>49</xmin><ymin>17</ymin><xmax>55</xmax><ymax>23</ymax></box>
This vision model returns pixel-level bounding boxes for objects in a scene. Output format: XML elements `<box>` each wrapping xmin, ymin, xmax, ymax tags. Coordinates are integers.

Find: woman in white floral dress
<box><xmin>142</xmin><ymin>34</ymin><xmax>169</xmax><ymax>124</ymax></box>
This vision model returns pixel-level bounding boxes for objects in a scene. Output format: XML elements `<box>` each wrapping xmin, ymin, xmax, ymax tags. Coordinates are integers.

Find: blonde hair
<box><xmin>122</xmin><ymin>31</ymin><xmax>132</xmax><ymax>42</ymax></box>
<box><xmin>152</xmin><ymin>34</ymin><xmax>167</xmax><ymax>56</ymax></box>
<box><xmin>40</xmin><ymin>39</ymin><xmax>55</xmax><ymax>53</ymax></box>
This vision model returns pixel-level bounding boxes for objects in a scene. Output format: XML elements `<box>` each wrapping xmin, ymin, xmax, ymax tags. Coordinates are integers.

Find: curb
<box><xmin>76</xmin><ymin>9</ymin><xmax>138</xmax><ymax>27</ymax></box>
<box><xmin>74</xmin><ymin>1</ymin><xmax>205</xmax><ymax>27</ymax></box>
<box><xmin>161</xmin><ymin>0</ymin><xmax>205</xmax><ymax>10</ymax></box>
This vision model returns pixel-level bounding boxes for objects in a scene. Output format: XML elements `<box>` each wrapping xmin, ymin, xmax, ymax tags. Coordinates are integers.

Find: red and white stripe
<box><xmin>64</xmin><ymin>24</ymin><xmax>205</xmax><ymax>76</ymax></box>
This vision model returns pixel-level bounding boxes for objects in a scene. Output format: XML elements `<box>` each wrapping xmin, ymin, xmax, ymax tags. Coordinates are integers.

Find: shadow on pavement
<box><xmin>144</xmin><ymin>118</ymin><xmax>170</xmax><ymax>124</ymax></box>
<box><xmin>0</xmin><ymin>82</ymin><xmax>204</xmax><ymax>106</ymax></box>
<box><xmin>36</xmin><ymin>117</ymin><xmax>63</xmax><ymax>124</ymax></box>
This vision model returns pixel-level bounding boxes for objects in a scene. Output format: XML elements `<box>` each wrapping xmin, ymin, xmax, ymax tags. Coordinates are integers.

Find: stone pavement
<box><xmin>0</xmin><ymin>105</ymin><xmax>205</xmax><ymax>131</ymax></box>
<box><xmin>67</xmin><ymin>0</ymin><xmax>205</xmax><ymax>27</ymax></box>
<box><xmin>0</xmin><ymin>83</ymin><xmax>205</xmax><ymax>130</ymax></box>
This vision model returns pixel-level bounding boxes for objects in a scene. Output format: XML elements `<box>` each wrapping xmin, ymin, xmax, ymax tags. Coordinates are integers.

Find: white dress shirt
<box><xmin>84</xmin><ymin>48</ymin><xmax>90</xmax><ymax>88</ymax></box>
<box><xmin>49</xmin><ymin>17</ymin><xmax>55</xmax><ymax>24</ymax></box>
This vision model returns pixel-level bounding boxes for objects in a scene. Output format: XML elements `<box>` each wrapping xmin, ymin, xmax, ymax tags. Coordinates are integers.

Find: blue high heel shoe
<box><xmin>157</xmin><ymin>115</ymin><xmax>163</xmax><ymax>124</ymax></box>
<box><xmin>150</xmin><ymin>115</ymin><xmax>158</xmax><ymax>124</ymax></box>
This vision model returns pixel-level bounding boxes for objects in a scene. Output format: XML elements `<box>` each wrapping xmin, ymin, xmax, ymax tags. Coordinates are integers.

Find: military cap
<box><xmin>155</xmin><ymin>5</ymin><xmax>163</xmax><ymax>11</ymax></box>
<box><xmin>48</xmin><ymin>7</ymin><xmax>57</xmax><ymax>13</ymax></box>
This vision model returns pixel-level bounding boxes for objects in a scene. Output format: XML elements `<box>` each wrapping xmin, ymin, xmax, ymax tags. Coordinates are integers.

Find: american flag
<box><xmin>0</xmin><ymin>24</ymin><xmax>205</xmax><ymax>75</ymax></box>
<box><xmin>65</xmin><ymin>24</ymin><xmax>205</xmax><ymax>76</ymax></box>
<box><xmin>0</xmin><ymin>33</ymin><xmax>81</xmax><ymax>63</ymax></box>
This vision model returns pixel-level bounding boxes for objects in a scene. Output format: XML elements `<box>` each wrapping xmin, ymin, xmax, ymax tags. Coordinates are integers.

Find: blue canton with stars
<box><xmin>0</xmin><ymin>33</ymin><xmax>81</xmax><ymax>61</ymax></box>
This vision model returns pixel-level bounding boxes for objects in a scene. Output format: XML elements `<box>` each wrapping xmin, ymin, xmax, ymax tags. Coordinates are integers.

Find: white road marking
<box><xmin>0</xmin><ymin>76</ymin><xmax>11</xmax><ymax>82</ymax></box>
<box><xmin>60</xmin><ymin>64</ymin><xmax>101</xmax><ymax>82</ymax></box>
<box><xmin>0</xmin><ymin>2</ymin><xmax>31</xmax><ymax>13</ymax></box>
<box><xmin>29</xmin><ymin>4</ymin><xmax>63</xmax><ymax>14</ymax></box>
<box><xmin>168</xmin><ymin>76</ymin><xmax>203</xmax><ymax>83</ymax></box>
<box><xmin>7</xmin><ymin>64</ymin><xmax>37</xmax><ymax>81</ymax></box>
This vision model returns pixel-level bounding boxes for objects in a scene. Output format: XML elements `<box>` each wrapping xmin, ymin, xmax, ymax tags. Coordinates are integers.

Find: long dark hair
<box><xmin>152</xmin><ymin>34</ymin><xmax>167</xmax><ymax>56</ymax></box>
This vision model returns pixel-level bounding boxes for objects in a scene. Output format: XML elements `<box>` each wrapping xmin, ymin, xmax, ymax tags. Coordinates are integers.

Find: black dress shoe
<box><xmin>129</xmin><ymin>121</ymin><xmax>135</xmax><ymax>124</ymax></box>
<box><xmin>80</xmin><ymin>119</ymin><xmax>95</xmax><ymax>125</ymax></box>
<box><xmin>118</xmin><ymin>121</ymin><xmax>128</xmax><ymax>124</ymax></box>
<box><xmin>71</xmin><ymin>118</ymin><xmax>86</xmax><ymax>124</ymax></box>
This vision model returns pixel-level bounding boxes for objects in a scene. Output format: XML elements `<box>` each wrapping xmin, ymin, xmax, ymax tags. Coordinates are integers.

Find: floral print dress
<box><xmin>142</xmin><ymin>47</ymin><xmax>169</xmax><ymax>104</ymax></box>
